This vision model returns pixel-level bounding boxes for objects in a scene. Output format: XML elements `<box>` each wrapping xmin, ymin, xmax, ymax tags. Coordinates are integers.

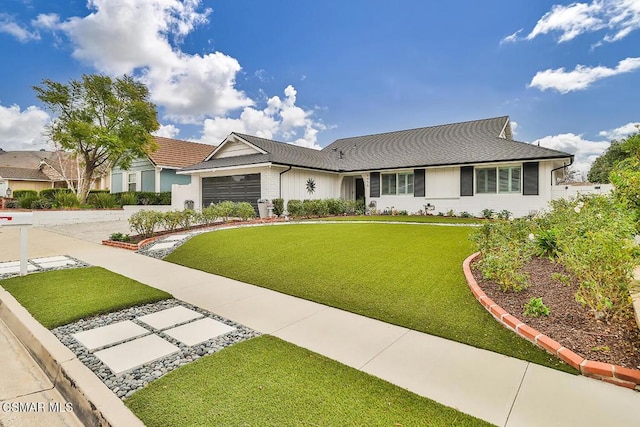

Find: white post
<box><xmin>20</xmin><ymin>226</ymin><xmax>28</xmax><ymax>276</ymax></box>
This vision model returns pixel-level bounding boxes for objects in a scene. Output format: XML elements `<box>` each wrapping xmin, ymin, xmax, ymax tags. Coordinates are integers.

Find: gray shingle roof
<box><xmin>182</xmin><ymin>116</ymin><xmax>572</xmax><ymax>173</ymax></box>
<box><xmin>0</xmin><ymin>166</ymin><xmax>51</xmax><ymax>181</ymax></box>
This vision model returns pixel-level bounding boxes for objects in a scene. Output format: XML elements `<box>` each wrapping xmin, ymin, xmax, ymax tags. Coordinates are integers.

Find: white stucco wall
<box><xmin>368</xmin><ymin>161</ymin><xmax>567</xmax><ymax>217</ymax></box>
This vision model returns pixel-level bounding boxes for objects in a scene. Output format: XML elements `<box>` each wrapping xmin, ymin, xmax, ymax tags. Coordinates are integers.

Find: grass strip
<box><xmin>320</xmin><ymin>215</ymin><xmax>483</xmax><ymax>224</ymax></box>
<box><xmin>1</xmin><ymin>267</ymin><xmax>171</xmax><ymax>328</ymax></box>
<box><xmin>166</xmin><ymin>223</ymin><xmax>575</xmax><ymax>373</ymax></box>
<box><xmin>126</xmin><ymin>335</ymin><xmax>492</xmax><ymax>426</ymax></box>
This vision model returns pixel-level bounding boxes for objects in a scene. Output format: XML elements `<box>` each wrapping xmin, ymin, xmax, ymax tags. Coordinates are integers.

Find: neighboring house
<box><xmin>175</xmin><ymin>116</ymin><xmax>574</xmax><ymax>217</ymax></box>
<box><xmin>0</xmin><ymin>149</ymin><xmax>109</xmax><ymax>196</ymax></box>
<box><xmin>110</xmin><ymin>137</ymin><xmax>215</xmax><ymax>194</ymax></box>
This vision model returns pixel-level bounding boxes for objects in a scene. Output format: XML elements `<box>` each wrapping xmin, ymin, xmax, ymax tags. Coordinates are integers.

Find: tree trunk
<box><xmin>78</xmin><ymin>166</ymin><xmax>94</xmax><ymax>204</ymax></box>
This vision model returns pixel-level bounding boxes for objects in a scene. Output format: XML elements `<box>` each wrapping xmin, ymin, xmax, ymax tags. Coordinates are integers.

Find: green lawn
<box><xmin>126</xmin><ymin>335</ymin><xmax>491</xmax><ymax>426</ymax></box>
<box><xmin>0</xmin><ymin>267</ymin><xmax>171</xmax><ymax>328</ymax></box>
<box><xmin>321</xmin><ymin>215</ymin><xmax>484</xmax><ymax>224</ymax></box>
<box><xmin>166</xmin><ymin>223</ymin><xmax>574</xmax><ymax>373</ymax></box>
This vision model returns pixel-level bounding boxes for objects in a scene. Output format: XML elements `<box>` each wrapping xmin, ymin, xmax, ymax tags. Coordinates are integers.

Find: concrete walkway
<box><xmin>0</xmin><ymin>318</ymin><xmax>82</xmax><ymax>427</ymax></box>
<box><xmin>1</xmin><ymin>224</ymin><xmax>640</xmax><ymax>426</ymax></box>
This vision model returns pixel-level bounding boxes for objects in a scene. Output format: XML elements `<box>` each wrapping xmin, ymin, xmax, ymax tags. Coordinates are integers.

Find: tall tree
<box><xmin>34</xmin><ymin>74</ymin><xmax>160</xmax><ymax>203</ymax></box>
<box><xmin>587</xmin><ymin>139</ymin><xmax>628</xmax><ymax>183</ymax></box>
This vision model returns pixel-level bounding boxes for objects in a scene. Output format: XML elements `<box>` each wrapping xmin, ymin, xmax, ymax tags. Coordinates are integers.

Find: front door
<box><xmin>355</xmin><ymin>178</ymin><xmax>365</xmax><ymax>202</ymax></box>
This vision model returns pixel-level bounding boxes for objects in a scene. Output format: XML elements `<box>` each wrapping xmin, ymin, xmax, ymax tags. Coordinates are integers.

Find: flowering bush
<box><xmin>473</xmin><ymin>194</ymin><xmax>639</xmax><ymax>321</ymax></box>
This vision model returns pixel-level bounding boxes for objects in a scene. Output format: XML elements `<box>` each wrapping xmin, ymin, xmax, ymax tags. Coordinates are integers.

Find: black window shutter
<box><xmin>523</xmin><ymin>162</ymin><xmax>539</xmax><ymax>195</ymax></box>
<box><xmin>370</xmin><ymin>172</ymin><xmax>380</xmax><ymax>197</ymax></box>
<box><xmin>414</xmin><ymin>169</ymin><xmax>425</xmax><ymax>197</ymax></box>
<box><xmin>460</xmin><ymin>166</ymin><xmax>474</xmax><ymax>196</ymax></box>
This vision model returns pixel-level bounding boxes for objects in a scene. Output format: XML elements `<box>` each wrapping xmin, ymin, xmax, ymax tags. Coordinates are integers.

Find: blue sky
<box><xmin>1</xmin><ymin>0</ymin><xmax>639</xmax><ymax>175</ymax></box>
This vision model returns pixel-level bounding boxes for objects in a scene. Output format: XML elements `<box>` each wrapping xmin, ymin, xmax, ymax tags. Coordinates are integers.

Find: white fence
<box><xmin>29</xmin><ymin>205</ymin><xmax>173</xmax><ymax>226</ymax></box>
<box><xmin>551</xmin><ymin>183</ymin><xmax>614</xmax><ymax>201</ymax></box>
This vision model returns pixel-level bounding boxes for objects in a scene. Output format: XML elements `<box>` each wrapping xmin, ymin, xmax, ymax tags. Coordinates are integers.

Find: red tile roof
<box><xmin>148</xmin><ymin>137</ymin><xmax>216</xmax><ymax>169</ymax></box>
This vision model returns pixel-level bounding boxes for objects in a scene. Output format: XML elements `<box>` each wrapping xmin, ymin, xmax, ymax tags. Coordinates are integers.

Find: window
<box><xmin>381</xmin><ymin>172</ymin><xmax>413</xmax><ymax>195</ymax></box>
<box><xmin>476</xmin><ymin>166</ymin><xmax>521</xmax><ymax>194</ymax></box>
<box><xmin>381</xmin><ymin>174</ymin><xmax>396</xmax><ymax>195</ymax></box>
<box><xmin>499</xmin><ymin>166</ymin><xmax>521</xmax><ymax>193</ymax></box>
<box><xmin>398</xmin><ymin>173</ymin><xmax>414</xmax><ymax>194</ymax></box>
<box><xmin>128</xmin><ymin>173</ymin><xmax>137</xmax><ymax>192</ymax></box>
<box><xmin>476</xmin><ymin>168</ymin><xmax>496</xmax><ymax>194</ymax></box>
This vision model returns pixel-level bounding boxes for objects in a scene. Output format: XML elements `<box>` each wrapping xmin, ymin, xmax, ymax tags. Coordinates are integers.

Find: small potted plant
<box><xmin>257</xmin><ymin>198</ymin><xmax>270</xmax><ymax>219</ymax></box>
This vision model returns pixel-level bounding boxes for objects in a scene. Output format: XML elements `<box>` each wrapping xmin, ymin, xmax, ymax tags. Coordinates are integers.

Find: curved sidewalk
<box><xmin>1</xmin><ymin>225</ymin><xmax>640</xmax><ymax>426</ymax></box>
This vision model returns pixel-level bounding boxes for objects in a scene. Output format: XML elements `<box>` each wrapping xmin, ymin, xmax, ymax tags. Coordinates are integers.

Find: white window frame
<box><xmin>476</xmin><ymin>165</ymin><xmax>521</xmax><ymax>194</ymax></box>
<box><xmin>127</xmin><ymin>172</ymin><xmax>138</xmax><ymax>192</ymax></box>
<box><xmin>498</xmin><ymin>166</ymin><xmax>521</xmax><ymax>194</ymax></box>
<box><xmin>381</xmin><ymin>172</ymin><xmax>414</xmax><ymax>196</ymax></box>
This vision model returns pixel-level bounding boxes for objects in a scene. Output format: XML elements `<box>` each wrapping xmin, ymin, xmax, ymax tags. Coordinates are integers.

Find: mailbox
<box><xmin>0</xmin><ymin>212</ymin><xmax>33</xmax><ymax>226</ymax></box>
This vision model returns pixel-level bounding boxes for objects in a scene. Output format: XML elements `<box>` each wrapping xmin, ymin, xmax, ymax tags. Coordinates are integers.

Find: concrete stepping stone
<box><xmin>138</xmin><ymin>306</ymin><xmax>203</xmax><ymax>330</ymax></box>
<box><xmin>94</xmin><ymin>335</ymin><xmax>179</xmax><ymax>376</ymax></box>
<box><xmin>147</xmin><ymin>242</ymin><xmax>176</xmax><ymax>251</ymax></box>
<box><xmin>31</xmin><ymin>256</ymin><xmax>77</xmax><ymax>268</ymax></box>
<box><xmin>164</xmin><ymin>318</ymin><xmax>235</xmax><ymax>346</ymax></box>
<box><xmin>163</xmin><ymin>234</ymin><xmax>191</xmax><ymax>241</ymax></box>
<box><xmin>0</xmin><ymin>264</ymin><xmax>37</xmax><ymax>274</ymax></box>
<box><xmin>72</xmin><ymin>321</ymin><xmax>150</xmax><ymax>352</ymax></box>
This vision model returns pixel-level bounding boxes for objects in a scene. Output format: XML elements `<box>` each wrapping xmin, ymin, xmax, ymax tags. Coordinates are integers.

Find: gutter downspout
<box><xmin>550</xmin><ymin>157</ymin><xmax>574</xmax><ymax>186</ymax></box>
<box><xmin>279</xmin><ymin>166</ymin><xmax>292</xmax><ymax>198</ymax></box>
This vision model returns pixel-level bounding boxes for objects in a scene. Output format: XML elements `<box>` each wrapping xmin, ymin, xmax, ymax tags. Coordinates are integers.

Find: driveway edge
<box><xmin>463</xmin><ymin>252</ymin><xmax>640</xmax><ymax>391</ymax></box>
<box><xmin>0</xmin><ymin>286</ymin><xmax>144</xmax><ymax>427</ymax></box>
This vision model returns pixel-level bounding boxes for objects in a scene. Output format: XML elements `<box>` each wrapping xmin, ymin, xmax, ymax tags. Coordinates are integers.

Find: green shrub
<box><xmin>481</xmin><ymin>209</ymin><xmax>495</xmax><ymax>219</ymax></box>
<box><xmin>533</xmin><ymin>228</ymin><xmax>559</xmax><ymax>259</ymax></box>
<box><xmin>496</xmin><ymin>210</ymin><xmax>512</xmax><ymax>220</ymax></box>
<box><xmin>272</xmin><ymin>198</ymin><xmax>285</xmax><ymax>217</ymax></box>
<box><xmin>459</xmin><ymin>211</ymin><xmax>472</xmax><ymax>218</ymax></box>
<box><xmin>18</xmin><ymin>195</ymin><xmax>39</xmax><ymax>209</ymax></box>
<box><xmin>40</xmin><ymin>188</ymin><xmax>72</xmax><ymax>202</ymax></box>
<box><xmin>344</xmin><ymin>200</ymin><xmax>357</xmax><ymax>215</ymax></box>
<box><xmin>4</xmin><ymin>199</ymin><xmax>19</xmax><ymax>209</ymax></box>
<box><xmin>326</xmin><ymin>198</ymin><xmax>346</xmax><ymax>216</ymax></box>
<box><xmin>470</xmin><ymin>219</ymin><xmax>534</xmax><ymax>292</ymax></box>
<box><xmin>54</xmin><ymin>192</ymin><xmax>80</xmax><ymax>208</ymax></box>
<box><xmin>236</xmin><ymin>202</ymin><xmax>256</xmax><ymax>221</ymax></box>
<box><xmin>200</xmin><ymin>205</ymin><xmax>219</xmax><ymax>225</ymax></box>
<box><xmin>30</xmin><ymin>198</ymin><xmax>52</xmax><ymax>209</ymax></box>
<box><xmin>162</xmin><ymin>210</ymin><xmax>183</xmax><ymax>233</ymax></box>
<box><xmin>216</xmin><ymin>201</ymin><xmax>237</xmax><ymax>222</ymax></box>
<box><xmin>158</xmin><ymin>192</ymin><xmax>171</xmax><ymax>205</ymax></box>
<box><xmin>178</xmin><ymin>209</ymin><xmax>198</xmax><ymax>229</ymax></box>
<box><xmin>109</xmin><ymin>232</ymin><xmax>131</xmax><ymax>242</ymax></box>
<box><xmin>120</xmin><ymin>192</ymin><xmax>138</xmax><ymax>206</ymax></box>
<box><xmin>128</xmin><ymin>210</ymin><xmax>164</xmax><ymax>238</ymax></box>
<box><xmin>287</xmin><ymin>199</ymin><xmax>304</xmax><ymax>217</ymax></box>
<box><xmin>13</xmin><ymin>190</ymin><xmax>38</xmax><ymax>199</ymax></box>
<box><xmin>524</xmin><ymin>297</ymin><xmax>550</xmax><ymax>317</ymax></box>
<box><xmin>88</xmin><ymin>192</ymin><xmax>117</xmax><ymax>209</ymax></box>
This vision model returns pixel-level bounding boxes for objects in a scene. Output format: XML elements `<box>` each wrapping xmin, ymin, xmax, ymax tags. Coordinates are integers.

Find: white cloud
<box><xmin>527</xmin><ymin>2</ymin><xmax>604</xmax><ymax>42</ymax></box>
<box><xmin>0</xmin><ymin>15</ymin><xmax>39</xmax><ymax>42</ymax></box>
<box><xmin>528</xmin><ymin>57</ymin><xmax>640</xmax><ymax>93</ymax></box>
<box><xmin>153</xmin><ymin>124</ymin><xmax>181</xmax><ymax>138</ymax></box>
<box><xmin>533</xmin><ymin>132</ymin><xmax>610</xmax><ymax>175</ymax></box>
<box><xmin>25</xmin><ymin>0</ymin><xmax>327</xmax><ymax>147</ymax></box>
<box><xmin>500</xmin><ymin>28</ymin><xmax>523</xmax><ymax>44</ymax></box>
<box><xmin>524</xmin><ymin>0</ymin><xmax>640</xmax><ymax>43</ymax></box>
<box><xmin>598</xmin><ymin>121</ymin><xmax>640</xmax><ymax>139</ymax></box>
<box><xmin>199</xmin><ymin>85</ymin><xmax>325</xmax><ymax>149</ymax></box>
<box><xmin>0</xmin><ymin>104</ymin><xmax>50</xmax><ymax>150</ymax></box>
<box><xmin>42</xmin><ymin>0</ymin><xmax>252</xmax><ymax>122</ymax></box>
<box><xmin>510</xmin><ymin>121</ymin><xmax>519</xmax><ymax>135</ymax></box>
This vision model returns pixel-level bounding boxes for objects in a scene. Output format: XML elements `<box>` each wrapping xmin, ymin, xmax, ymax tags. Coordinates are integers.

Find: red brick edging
<box><xmin>463</xmin><ymin>252</ymin><xmax>640</xmax><ymax>391</ymax></box>
<box><xmin>101</xmin><ymin>217</ymin><xmax>287</xmax><ymax>251</ymax></box>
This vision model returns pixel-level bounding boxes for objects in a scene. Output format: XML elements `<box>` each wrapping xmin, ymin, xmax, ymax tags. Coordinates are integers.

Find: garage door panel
<box><xmin>202</xmin><ymin>174</ymin><xmax>261</xmax><ymax>211</ymax></box>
